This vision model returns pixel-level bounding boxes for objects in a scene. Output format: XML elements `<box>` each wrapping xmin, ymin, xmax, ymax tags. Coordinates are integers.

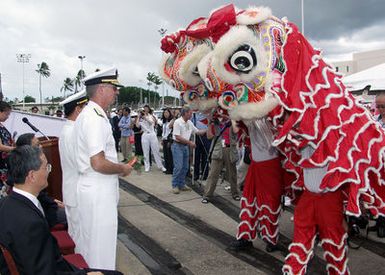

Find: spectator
<box><xmin>55</xmin><ymin>109</ymin><xmax>64</xmax><ymax>118</ymax></box>
<box><xmin>0</xmin><ymin>101</ymin><xmax>15</xmax><ymax>198</ymax></box>
<box><xmin>371</xmin><ymin>92</ymin><xmax>385</xmax><ymax>236</ymax></box>
<box><xmin>136</xmin><ymin>105</ymin><xmax>165</xmax><ymax>172</ymax></box>
<box><xmin>132</xmin><ymin>112</ymin><xmax>144</xmax><ymax>156</ymax></box>
<box><xmin>118</xmin><ymin>107</ymin><xmax>133</xmax><ymax>162</ymax></box>
<box><xmin>161</xmin><ymin>108</ymin><xmax>175</xmax><ymax>174</ymax></box>
<box><xmin>31</xmin><ymin>106</ymin><xmax>39</xmax><ymax>113</ymax></box>
<box><xmin>171</xmin><ymin>106</ymin><xmax>206</xmax><ymax>194</ymax></box>
<box><xmin>0</xmin><ymin>145</ymin><xmax>121</xmax><ymax>274</ymax></box>
<box><xmin>110</xmin><ymin>108</ymin><xmax>122</xmax><ymax>152</ymax></box>
<box><xmin>201</xmin><ymin>120</ymin><xmax>240</xmax><ymax>203</ymax></box>
<box><xmin>191</xmin><ymin>112</ymin><xmax>211</xmax><ymax>181</ymax></box>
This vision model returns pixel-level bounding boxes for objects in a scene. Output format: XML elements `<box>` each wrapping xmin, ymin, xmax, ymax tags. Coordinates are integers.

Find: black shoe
<box><xmin>229</xmin><ymin>239</ymin><xmax>253</xmax><ymax>251</ymax></box>
<box><xmin>121</xmin><ymin>159</ymin><xmax>127</xmax><ymax>163</ymax></box>
<box><xmin>265</xmin><ymin>243</ymin><xmax>279</xmax><ymax>253</ymax></box>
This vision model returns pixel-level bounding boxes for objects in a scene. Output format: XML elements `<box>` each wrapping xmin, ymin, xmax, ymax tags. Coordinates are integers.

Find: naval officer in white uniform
<box><xmin>58</xmin><ymin>90</ymin><xmax>88</xmax><ymax>248</ymax></box>
<box><xmin>74</xmin><ymin>68</ymin><xmax>133</xmax><ymax>269</ymax></box>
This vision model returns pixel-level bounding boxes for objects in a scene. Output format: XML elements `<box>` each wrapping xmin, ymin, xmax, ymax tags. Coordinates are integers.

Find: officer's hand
<box><xmin>87</xmin><ymin>272</ymin><xmax>103</xmax><ymax>275</ymax></box>
<box><xmin>121</xmin><ymin>163</ymin><xmax>133</xmax><ymax>177</ymax></box>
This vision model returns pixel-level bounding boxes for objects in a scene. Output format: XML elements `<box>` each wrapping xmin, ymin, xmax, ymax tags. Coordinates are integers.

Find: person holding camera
<box><xmin>136</xmin><ymin>105</ymin><xmax>166</xmax><ymax>172</ymax></box>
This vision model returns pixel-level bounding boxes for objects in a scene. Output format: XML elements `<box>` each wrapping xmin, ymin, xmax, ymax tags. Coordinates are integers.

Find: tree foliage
<box><xmin>74</xmin><ymin>69</ymin><xmax>86</xmax><ymax>92</ymax></box>
<box><xmin>117</xmin><ymin>86</ymin><xmax>169</xmax><ymax>108</ymax></box>
<box><xmin>24</xmin><ymin>95</ymin><xmax>36</xmax><ymax>103</ymax></box>
<box><xmin>36</xmin><ymin>62</ymin><xmax>51</xmax><ymax>105</ymax></box>
<box><xmin>61</xmin><ymin>77</ymin><xmax>74</xmax><ymax>97</ymax></box>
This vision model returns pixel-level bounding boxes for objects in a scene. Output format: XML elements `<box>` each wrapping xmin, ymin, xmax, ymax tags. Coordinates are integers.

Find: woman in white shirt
<box><xmin>161</xmin><ymin>109</ymin><xmax>175</xmax><ymax>174</ymax></box>
<box><xmin>136</xmin><ymin>105</ymin><xmax>166</xmax><ymax>172</ymax></box>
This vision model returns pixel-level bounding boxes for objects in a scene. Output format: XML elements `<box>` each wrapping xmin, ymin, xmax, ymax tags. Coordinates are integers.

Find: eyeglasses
<box><xmin>102</xmin><ymin>84</ymin><xmax>118</xmax><ymax>92</ymax></box>
<box><xmin>46</xmin><ymin>163</ymin><xmax>52</xmax><ymax>173</ymax></box>
<box><xmin>376</xmin><ymin>104</ymin><xmax>385</xmax><ymax>109</ymax></box>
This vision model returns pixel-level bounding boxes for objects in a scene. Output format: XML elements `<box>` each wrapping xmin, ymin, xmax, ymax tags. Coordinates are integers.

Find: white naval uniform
<box><xmin>74</xmin><ymin>100</ymin><xmax>119</xmax><ymax>269</ymax></box>
<box><xmin>58</xmin><ymin>120</ymin><xmax>80</xmax><ymax>246</ymax></box>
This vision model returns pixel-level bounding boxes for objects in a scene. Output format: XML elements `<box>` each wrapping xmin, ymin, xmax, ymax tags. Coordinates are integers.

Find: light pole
<box><xmin>138</xmin><ymin>79</ymin><xmax>144</xmax><ymax>106</ymax></box>
<box><xmin>78</xmin><ymin>55</ymin><xmax>86</xmax><ymax>71</ymax></box>
<box><xmin>301</xmin><ymin>0</ymin><xmax>304</xmax><ymax>34</ymax></box>
<box><xmin>77</xmin><ymin>56</ymin><xmax>86</xmax><ymax>92</ymax></box>
<box><xmin>16</xmin><ymin>53</ymin><xmax>31</xmax><ymax>110</ymax></box>
<box><xmin>158</xmin><ymin>28</ymin><xmax>167</xmax><ymax>108</ymax></box>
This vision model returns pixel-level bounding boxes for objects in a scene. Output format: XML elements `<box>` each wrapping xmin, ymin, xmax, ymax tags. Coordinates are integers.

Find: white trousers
<box><xmin>76</xmin><ymin>173</ymin><xmax>119</xmax><ymax>269</ymax></box>
<box><xmin>141</xmin><ymin>132</ymin><xmax>164</xmax><ymax>170</ymax></box>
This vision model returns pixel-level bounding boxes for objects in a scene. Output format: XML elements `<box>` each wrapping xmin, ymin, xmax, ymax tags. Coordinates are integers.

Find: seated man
<box><xmin>14</xmin><ymin>133</ymin><xmax>67</xmax><ymax>228</ymax></box>
<box><xmin>0</xmin><ymin>145</ymin><xmax>122</xmax><ymax>274</ymax></box>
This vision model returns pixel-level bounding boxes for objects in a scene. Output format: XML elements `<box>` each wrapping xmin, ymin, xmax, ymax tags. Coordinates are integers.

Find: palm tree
<box><xmin>146</xmin><ymin>72</ymin><xmax>156</xmax><ymax>105</ymax></box>
<box><xmin>36</xmin><ymin>62</ymin><xmax>51</xmax><ymax>106</ymax></box>
<box><xmin>74</xmin><ymin>69</ymin><xmax>86</xmax><ymax>93</ymax></box>
<box><xmin>152</xmin><ymin>75</ymin><xmax>163</xmax><ymax>107</ymax></box>
<box><xmin>60</xmin><ymin>77</ymin><xmax>74</xmax><ymax>98</ymax></box>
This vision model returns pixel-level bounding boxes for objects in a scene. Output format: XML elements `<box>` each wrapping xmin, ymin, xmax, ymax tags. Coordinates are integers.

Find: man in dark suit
<box><xmin>0</xmin><ymin>145</ymin><xmax>121</xmax><ymax>275</ymax></box>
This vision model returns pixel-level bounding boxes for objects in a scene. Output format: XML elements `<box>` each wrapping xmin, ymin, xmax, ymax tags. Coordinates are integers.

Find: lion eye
<box><xmin>228</xmin><ymin>44</ymin><xmax>257</xmax><ymax>73</ymax></box>
<box><xmin>192</xmin><ymin>66</ymin><xmax>200</xmax><ymax>76</ymax></box>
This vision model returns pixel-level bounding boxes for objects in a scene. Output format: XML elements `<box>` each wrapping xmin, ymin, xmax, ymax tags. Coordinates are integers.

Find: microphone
<box><xmin>22</xmin><ymin>117</ymin><xmax>50</xmax><ymax>140</ymax></box>
<box><xmin>22</xmin><ymin>117</ymin><xmax>39</xmax><ymax>132</ymax></box>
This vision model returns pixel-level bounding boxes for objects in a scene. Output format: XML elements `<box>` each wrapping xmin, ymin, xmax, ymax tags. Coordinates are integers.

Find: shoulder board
<box><xmin>93</xmin><ymin>108</ymin><xmax>105</xmax><ymax>118</ymax></box>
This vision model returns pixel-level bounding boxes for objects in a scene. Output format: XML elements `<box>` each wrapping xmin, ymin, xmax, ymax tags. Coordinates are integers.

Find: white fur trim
<box><xmin>198</xmin><ymin>98</ymin><xmax>218</xmax><ymax>111</ymax></box>
<box><xmin>179</xmin><ymin>43</ymin><xmax>212</xmax><ymax>87</ymax></box>
<box><xmin>159</xmin><ymin>54</ymin><xmax>173</xmax><ymax>84</ymax></box>
<box><xmin>236</xmin><ymin>6</ymin><xmax>272</xmax><ymax>25</ymax></box>
<box><xmin>197</xmin><ymin>51</ymin><xmax>213</xmax><ymax>81</ymax></box>
<box><xmin>211</xmin><ymin>25</ymin><xmax>269</xmax><ymax>84</ymax></box>
<box><xmin>229</xmin><ymin>97</ymin><xmax>279</xmax><ymax>120</ymax></box>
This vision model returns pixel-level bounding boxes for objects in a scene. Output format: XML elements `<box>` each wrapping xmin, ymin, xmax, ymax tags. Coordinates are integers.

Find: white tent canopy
<box><xmin>343</xmin><ymin>63</ymin><xmax>385</xmax><ymax>92</ymax></box>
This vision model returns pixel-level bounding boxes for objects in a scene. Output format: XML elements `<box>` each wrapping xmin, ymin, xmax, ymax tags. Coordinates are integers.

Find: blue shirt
<box><xmin>192</xmin><ymin>112</ymin><xmax>208</xmax><ymax>130</ymax></box>
<box><xmin>118</xmin><ymin>115</ymin><xmax>133</xmax><ymax>137</ymax></box>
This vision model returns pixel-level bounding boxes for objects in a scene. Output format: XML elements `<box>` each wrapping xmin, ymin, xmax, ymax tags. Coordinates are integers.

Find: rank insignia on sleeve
<box><xmin>94</xmin><ymin>108</ymin><xmax>105</xmax><ymax>118</ymax></box>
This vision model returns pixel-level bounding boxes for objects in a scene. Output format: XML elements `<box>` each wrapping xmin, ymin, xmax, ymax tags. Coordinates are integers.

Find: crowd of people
<box><xmin>1</xmin><ymin>64</ymin><xmax>385</xmax><ymax>274</ymax></box>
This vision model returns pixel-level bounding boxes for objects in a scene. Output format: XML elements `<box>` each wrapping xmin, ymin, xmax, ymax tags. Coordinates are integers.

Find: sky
<box><xmin>1</xmin><ymin>0</ymin><xmax>385</xmax><ymax>102</ymax></box>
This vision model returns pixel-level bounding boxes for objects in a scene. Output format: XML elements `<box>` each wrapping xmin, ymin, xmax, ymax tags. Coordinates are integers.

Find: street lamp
<box><xmin>301</xmin><ymin>0</ymin><xmax>305</xmax><ymax>34</ymax></box>
<box><xmin>158</xmin><ymin>28</ymin><xmax>167</xmax><ymax>108</ymax></box>
<box><xmin>16</xmin><ymin>53</ymin><xmax>31</xmax><ymax>110</ymax></box>
<box><xmin>138</xmin><ymin>79</ymin><xmax>144</xmax><ymax>107</ymax></box>
<box><xmin>78</xmin><ymin>55</ymin><xmax>86</xmax><ymax>71</ymax></box>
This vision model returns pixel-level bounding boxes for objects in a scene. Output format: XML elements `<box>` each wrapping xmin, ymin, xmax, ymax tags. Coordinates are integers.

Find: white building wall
<box><xmin>332</xmin><ymin>48</ymin><xmax>385</xmax><ymax>76</ymax></box>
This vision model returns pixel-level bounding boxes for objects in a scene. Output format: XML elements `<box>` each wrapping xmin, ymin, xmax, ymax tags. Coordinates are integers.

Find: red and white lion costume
<box><xmin>161</xmin><ymin>4</ymin><xmax>385</xmax><ymax>274</ymax></box>
<box><xmin>195</xmin><ymin>4</ymin><xmax>385</xmax><ymax>275</ymax></box>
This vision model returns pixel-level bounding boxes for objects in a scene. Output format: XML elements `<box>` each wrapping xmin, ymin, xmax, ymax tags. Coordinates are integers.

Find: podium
<box><xmin>39</xmin><ymin>137</ymin><xmax>63</xmax><ymax>201</ymax></box>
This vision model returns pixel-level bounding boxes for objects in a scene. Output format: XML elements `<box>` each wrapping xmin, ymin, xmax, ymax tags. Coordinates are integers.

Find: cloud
<box><xmin>1</xmin><ymin>0</ymin><xmax>385</xmax><ymax>101</ymax></box>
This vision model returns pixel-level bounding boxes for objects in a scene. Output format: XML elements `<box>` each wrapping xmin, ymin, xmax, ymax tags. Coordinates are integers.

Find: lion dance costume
<box><xmin>160</xmin><ymin>4</ymin><xmax>385</xmax><ymax>275</ymax></box>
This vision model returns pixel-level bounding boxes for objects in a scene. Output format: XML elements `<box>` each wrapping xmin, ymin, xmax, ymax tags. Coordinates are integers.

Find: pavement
<box><xmin>114</xmin><ymin>163</ymin><xmax>385</xmax><ymax>275</ymax></box>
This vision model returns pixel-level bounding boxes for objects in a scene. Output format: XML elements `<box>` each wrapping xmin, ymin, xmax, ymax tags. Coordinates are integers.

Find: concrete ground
<box><xmin>114</xmin><ymin>165</ymin><xmax>385</xmax><ymax>275</ymax></box>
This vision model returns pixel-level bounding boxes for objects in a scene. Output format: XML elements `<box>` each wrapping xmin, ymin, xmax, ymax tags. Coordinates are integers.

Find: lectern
<box><xmin>39</xmin><ymin>137</ymin><xmax>63</xmax><ymax>201</ymax></box>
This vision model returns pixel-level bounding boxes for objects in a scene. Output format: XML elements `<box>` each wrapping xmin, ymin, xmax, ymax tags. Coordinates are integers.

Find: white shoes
<box><xmin>145</xmin><ymin>167</ymin><xmax>150</xmax><ymax>172</ymax></box>
<box><xmin>161</xmin><ymin>167</ymin><xmax>167</xmax><ymax>172</ymax></box>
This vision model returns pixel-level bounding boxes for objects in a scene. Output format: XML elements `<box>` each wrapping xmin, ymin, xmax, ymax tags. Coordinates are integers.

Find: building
<box><xmin>332</xmin><ymin>48</ymin><xmax>385</xmax><ymax>76</ymax></box>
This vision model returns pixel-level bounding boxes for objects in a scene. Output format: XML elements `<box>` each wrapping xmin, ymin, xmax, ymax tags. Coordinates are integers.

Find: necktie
<box><xmin>37</xmin><ymin>201</ymin><xmax>45</xmax><ymax>217</ymax></box>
